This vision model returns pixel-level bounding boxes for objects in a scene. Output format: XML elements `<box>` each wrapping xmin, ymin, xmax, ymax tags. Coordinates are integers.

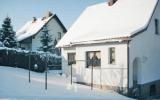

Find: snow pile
<box><xmin>0</xmin><ymin>66</ymin><xmax>134</xmax><ymax>99</ymax></box>
<box><xmin>16</xmin><ymin>15</ymin><xmax>54</xmax><ymax>41</ymax></box>
<box><xmin>57</xmin><ymin>0</ymin><xmax>158</xmax><ymax>47</ymax></box>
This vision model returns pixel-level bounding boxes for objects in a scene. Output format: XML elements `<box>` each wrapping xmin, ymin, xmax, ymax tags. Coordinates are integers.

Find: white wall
<box><xmin>31</xmin><ymin>17</ymin><xmax>65</xmax><ymax>51</ymax></box>
<box><xmin>62</xmin><ymin>43</ymin><xmax>128</xmax><ymax>87</ymax></box>
<box><xmin>61</xmin><ymin>47</ymin><xmax>76</xmax><ymax>77</ymax></box>
<box><xmin>129</xmin><ymin>1</ymin><xmax>160</xmax><ymax>87</ymax></box>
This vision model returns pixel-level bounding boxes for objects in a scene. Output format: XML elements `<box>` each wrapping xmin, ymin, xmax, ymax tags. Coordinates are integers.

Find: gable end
<box><xmin>19</xmin><ymin>14</ymin><xmax>67</xmax><ymax>42</ymax></box>
<box><xmin>53</xmin><ymin>14</ymin><xmax>67</xmax><ymax>33</ymax></box>
<box><xmin>131</xmin><ymin>0</ymin><xmax>159</xmax><ymax>38</ymax></box>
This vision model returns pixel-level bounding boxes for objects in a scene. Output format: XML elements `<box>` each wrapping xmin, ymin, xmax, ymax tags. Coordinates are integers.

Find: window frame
<box><xmin>108</xmin><ymin>47</ymin><xmax>116</xmax><ymax>64</ymax></box>
<box><xmin>86</xmin><ymin>51</ymin><xmax>101</xmax><ymax>68</ymax></box>
<box><xmin>150</xmin><ymin>84</ymin><xmax>156</xmax><ymax>96</ymax></box>
<box><xmin>155</xmin><ymin>18</ymin><xmax>159</xmax><ymax>35</ymax></box>
<box><xmin>67</xmin><ymin>53</ymin><xmax>76</xmax><ymax>65</ymax></box>
<box><xmin>58</xmin><ymin>32</ymin><xmax>62</xmax><ymax>39</ymax></box>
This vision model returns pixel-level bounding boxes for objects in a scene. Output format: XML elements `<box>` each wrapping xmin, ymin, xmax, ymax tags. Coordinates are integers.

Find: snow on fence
<box><xmin>0</xmin><ymin>47</ymin><xmax>61</xmax><ymax>72</ymax></box>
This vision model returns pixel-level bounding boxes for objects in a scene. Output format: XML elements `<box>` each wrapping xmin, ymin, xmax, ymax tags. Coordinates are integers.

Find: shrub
<box><xmin>0</xmin><ymin>47</ymin><xmax>61</xmax><ymax>72</ymax></box>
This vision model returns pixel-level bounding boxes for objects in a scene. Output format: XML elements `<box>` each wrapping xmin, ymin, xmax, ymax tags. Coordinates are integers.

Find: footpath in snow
<box><xmin>0</xmin><ymin>66</ymin><xmax>134</xmax><ymax>100</ymax></box>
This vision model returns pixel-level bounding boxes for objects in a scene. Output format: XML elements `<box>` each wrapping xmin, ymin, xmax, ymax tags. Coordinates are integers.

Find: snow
<box><xmin>57</xmin><ymin>0</ymin><xmax>158</xmax><ymax>47</ymax></box>
<box><xmin>16</xmin><ymin>15</ymin><xmax>54</xmax><ymax>41</ymax></box>
<box><xmin>0</xmin><ymin>47</ymin><xmax>29</xmax><ymax>53</ymax></box>
<box><xmin>0</xmin><ymin>47</ymin><xmax>61</xmax><ymax>59</ymax></box>
<box><xmin>0</xmin><ymin>66</ymin><xmax>134</xmax><ymax>100</ymax></box>
<box><xmin>0</xmin><ymin>41</ymin><xmax>3</xmax><ymax>47</ymax></box>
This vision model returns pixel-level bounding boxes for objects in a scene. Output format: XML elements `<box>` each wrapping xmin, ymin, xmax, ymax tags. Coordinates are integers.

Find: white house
<box><xmin>57</xmin><ymin>0</ymin><xmax>160</xmax><ymax>99</ymax></box>
<box><xmin>16</xmin><ymin>12</ymin><xmax>67</xmax><ymax>53</ymax></box>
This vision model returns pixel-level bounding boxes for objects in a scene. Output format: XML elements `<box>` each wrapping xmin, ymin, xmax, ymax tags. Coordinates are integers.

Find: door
<box><xmin>132</xmin><ymin>57</ymin><xmax>141</xmax><ymax>97</ymax></box>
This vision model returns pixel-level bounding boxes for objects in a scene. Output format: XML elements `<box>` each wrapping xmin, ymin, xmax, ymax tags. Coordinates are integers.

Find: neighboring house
<box><xmin>16</xmin><ymin>12</ymin><xmax>67</xmax><ymax>53</ymax></box>
<box><xmin>57</xmin><ymin>0</ymin><xmax>160</xmax><ymax>99</ymax></box>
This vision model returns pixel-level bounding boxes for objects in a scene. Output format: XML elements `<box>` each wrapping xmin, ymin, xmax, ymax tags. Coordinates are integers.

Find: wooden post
<box><xmin>91</xmin><ymin>52</ymin><xmax>98</xmax><ymax>90</ymax></box>
<box><xmin>29</xmin><ymin>51</ymin><xmax>31</xmax><ymax>83</ymax></box>
<box><xmin>100</xmin><ymin>66</ymin><xmax>102</xmax><ymax>89</ymax></box>
<box><xmin>91</xmin><ymin>61</ymin><xmax>93</xmax><ymax>90</ymax></box>
<box><xmin>71</xmin><ymin>64</ymin><xmax>72</xmax><ymax>85</ymax></box>
<box><xmin>45</xmin><ymin>52</ymin><xmax>47</xmax><ymax>90</ymax></box>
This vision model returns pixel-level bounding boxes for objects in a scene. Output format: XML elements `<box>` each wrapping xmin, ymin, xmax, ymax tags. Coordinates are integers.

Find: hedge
<box><xmin>0</xmin><ymin>47</ymin><xmax>61</xmax><ymax>72</ymax></box>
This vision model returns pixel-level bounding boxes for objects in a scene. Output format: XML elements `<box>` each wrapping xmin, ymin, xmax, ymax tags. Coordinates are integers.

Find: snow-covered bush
<box><xmin>0</xmin><ymin>47</ymin><xmax>61</xmax><ymax>72</ymax></box>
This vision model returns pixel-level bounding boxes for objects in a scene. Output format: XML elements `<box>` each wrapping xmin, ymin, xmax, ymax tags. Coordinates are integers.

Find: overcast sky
<box><xmin>0</xmin><ymin>0</ymin><xmax>106</xmax><ymax>31</ymax></box>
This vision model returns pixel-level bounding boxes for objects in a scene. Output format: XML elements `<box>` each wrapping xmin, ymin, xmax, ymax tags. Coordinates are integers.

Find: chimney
<box><xmin>108</xmin><ymin>0</ymin><xmax>117</xmax><ymax>6</ymax></box>
<box><xmin>47</xmin><ymin>11</ymin><xmax>53</xmax><ymax>17</ymax></box>
<box><xmin>41</xmin><ymin>17</ymin><xmax>46</xmax><ymax>20</ymax></box>
<box><xmin>32</xmin><ymin>17</ymin><xmax>37</xmax><ymax>23</ymax></box>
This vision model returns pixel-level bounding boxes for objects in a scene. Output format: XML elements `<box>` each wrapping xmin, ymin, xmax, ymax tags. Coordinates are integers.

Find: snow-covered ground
<box><xmin>0</xmin><ymin>66</ymin><xmax>134</xmax><ymax>100</ymax></box>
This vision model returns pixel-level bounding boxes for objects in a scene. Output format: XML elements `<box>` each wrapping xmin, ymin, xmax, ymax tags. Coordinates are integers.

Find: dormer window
<box><xmin>155</xmin><ymin>18</ymin><xmax>159</xmax><ymax>35</ymax></box>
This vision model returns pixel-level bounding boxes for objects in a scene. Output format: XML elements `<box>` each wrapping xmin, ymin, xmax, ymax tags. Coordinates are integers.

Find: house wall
<box><xmin>62</xmin><ymin>42</ymin><xmax>128</xmax><ymax>89</ymax></box>
<box><xmin>31</xmin><ymin>17</ymin><xmax>65</xmax><ymax>51</ymax></box>
<box><xmin>19</xmin><ymin>38</ymin><xmax>32</xmax><ymax>50</ymax></box>
<box><xmin>61</xmin><ymin>47</ymin><xmax>76</xmax><ymax>76</ymax></box>
<box><xmin>20</xmin><ymin>43</ymin><xmax>31</xmax><ymax>50</ymax></box>
<box><xmin>129</xmin><ymin>0</ymin><xmax>160</xmax><ymax>87</ymax></box>
<box><xmin>129</xmin><ymin>1</ymin><xmax>160</xmax><ymax>98</ymax></box>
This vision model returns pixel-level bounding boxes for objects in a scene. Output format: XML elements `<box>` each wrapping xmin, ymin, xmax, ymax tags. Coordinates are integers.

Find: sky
<box><xmin>0</xmin><ymin>0</ymin><xmax>106</xmax><ymax>31</ymax></box>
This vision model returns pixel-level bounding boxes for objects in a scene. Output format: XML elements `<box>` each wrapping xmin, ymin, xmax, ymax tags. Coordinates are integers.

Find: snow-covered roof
<box><xmin>16</xmin><ymin>15</ymin><xmax>54</xmax><ymax>41</ymax></box>
<box><xmin>57</xmin><ymin>0</ymin><xmax>158</xmax><ymax>47</ymax></box>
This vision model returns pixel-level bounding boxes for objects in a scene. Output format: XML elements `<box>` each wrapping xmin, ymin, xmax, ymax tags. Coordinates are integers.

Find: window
<box><xmin>86</xmin><ymin>51</ymin><xmax>101</xmax><ymax>68</ymax></box>
<box><xmin>150</xmin><ymin>84</ymin><xmax>156</xmax><ymax>96</ymax></box>
<box><xmin>155</xmin><ymin>19</ymin><xmax>159</xmax><ymax>35</ymax></box>
<box><xmin>109</xmin><ymin>47</ymin><xmax>115</xmax><ymax>64</ymax></box>
<box><xmin>21</xmin><ymin>47</ymin><xmax>25</xmax><ymax>50</ymax></box>
<box><xmin>68</xmin><ymin>53</ymin><xmax>76</xmax><ymax>65</ymax></box>
<box><xmin>58</xmin><ymin>32</ymin><xmax>62</xmax><ymax>39</ymax></box>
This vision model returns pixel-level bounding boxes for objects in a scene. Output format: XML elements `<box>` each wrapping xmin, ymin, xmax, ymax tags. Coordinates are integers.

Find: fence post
<box><xmin>28</xmin><ymin>51</ymin><xmax>31</xmax><ymax>83</ymax></box>
<box><xmin>100</xmin><ymin>66</ymin><xmax>102</xmax><ymax>89</ymax></box>
<box><xmin>91</xmin><ymin>60</ymin><xmax>94</xmax><ymax>90</ymax></box>
<box><xmin>71</xmin><ymin>64</ymin><xmax>73</xmax><ymax>85</ymax></box>
<box><xmin>45</xmin><ymin>52</ymin><xmax>48</xmax><ymax>90</ymax></box>
<box><xmin>91</xmin><ymin>52</ymin><xmax>98</xmax><ymax>90</ymax></box>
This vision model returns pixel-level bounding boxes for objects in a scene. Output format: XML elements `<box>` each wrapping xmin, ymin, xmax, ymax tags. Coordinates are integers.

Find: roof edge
<box><xmin>18</xmin><ymin>14</ymin><xmax>67</xmax><ymax>42</ymax></box>
<box><xmin>53</xmin><ymin>14</ymin><xmax>67</xmax><ymax>33</ymax></box>
<box><xmin>56</xmin><ymin>36</ymin><xmax>131</xmax><ymax>48</ymax></box>
<box><xmin>18</xmin><ymin>15</ymin><xmax>55</xmax><ymax>42</ymax></box>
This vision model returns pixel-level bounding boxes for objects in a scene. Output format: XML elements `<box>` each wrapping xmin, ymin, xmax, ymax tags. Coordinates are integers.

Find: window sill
<box><xmin>108</xmin><ymin>63</ymin><xmax>116</xmax><ymax>65</ymax></box>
